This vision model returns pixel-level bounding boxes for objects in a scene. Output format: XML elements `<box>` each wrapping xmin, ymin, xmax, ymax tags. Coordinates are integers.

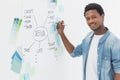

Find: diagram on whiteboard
<box><xmin>9</xmin><ymin>0</ymin><xmax>65</xmax><ymax>80</ymax></box>
<box><xmin>20</xmin><ymin>0</ymin><xmax>64</xmax><ymax>62</ymax></box>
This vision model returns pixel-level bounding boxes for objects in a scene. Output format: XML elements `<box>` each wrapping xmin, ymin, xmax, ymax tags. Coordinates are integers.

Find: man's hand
<box><xmin>56</xmin><ymin>20</ymin><xmax>65</xmax><ymax>35</ymax></box>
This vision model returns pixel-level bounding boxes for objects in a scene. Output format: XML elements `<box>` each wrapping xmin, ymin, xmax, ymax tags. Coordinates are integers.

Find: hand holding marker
<box><xmin>56</xmin><ymin>20</ymin><xmax>67</xmax><ymax>34</ymax></box>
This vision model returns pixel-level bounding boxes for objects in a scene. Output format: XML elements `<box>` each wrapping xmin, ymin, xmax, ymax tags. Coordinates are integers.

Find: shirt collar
<box><xmin>89</xmin><ymin>27</ymin><xmax>110</xmax><ymax>43</ymax></box>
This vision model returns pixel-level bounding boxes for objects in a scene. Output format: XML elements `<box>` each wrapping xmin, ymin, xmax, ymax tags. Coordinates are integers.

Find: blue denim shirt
<box><xmin>70</xmin><ymin>29</ymin><xmax>120</xmax><ymax>80</ymax></box>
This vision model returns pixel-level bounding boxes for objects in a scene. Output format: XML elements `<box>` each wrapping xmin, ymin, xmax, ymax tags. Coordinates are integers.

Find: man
<box><xmin>57</xmin><ymin>3</ymin><xmax>120</xmax><ymax>80</ymax></box>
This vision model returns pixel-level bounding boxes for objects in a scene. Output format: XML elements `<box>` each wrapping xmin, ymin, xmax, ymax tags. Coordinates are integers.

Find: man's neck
<box><xmin>94</xmin><ymin>26</ymin><xmax>107</xmax><ymax>35</ymax></box>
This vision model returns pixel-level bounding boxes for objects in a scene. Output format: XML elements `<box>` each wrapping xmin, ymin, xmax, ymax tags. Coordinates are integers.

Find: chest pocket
<box><xmin>101</xmin><ymin>54</ymin><xmax>111</xmax><ymax>69</ymax></box>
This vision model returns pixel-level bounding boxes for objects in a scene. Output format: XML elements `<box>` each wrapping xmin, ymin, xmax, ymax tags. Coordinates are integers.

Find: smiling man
<box><xmin>57</xmin><ymin>3</ymin><xmax>120</xmax><ymax>80</ymax></box>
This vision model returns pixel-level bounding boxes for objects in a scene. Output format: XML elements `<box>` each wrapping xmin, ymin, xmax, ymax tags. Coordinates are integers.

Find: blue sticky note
<box><xmin>11</xmin><ymin>55</ymin><xmax>22</xmax><ymax>64</ymax></box>
<box><xmin>11</xmin><ymin>57</ymin><xmax>22</xmax><ymax>73</ymax></box>
<box><xmin>52</xmin><ymin>23</ymin><xmax>57</xmax><ymax>32</ymax></box>
<box><xmin>24</xmin><ymin>73</ymin><xmax>30</xmax><ymax>80</ymax></box>
<box><xmin>12</xmin><ymin>18</ymin><xmax>19</xmax><ymax>31</ymax></box>
<box><xmin>50</xmin><ymin>0</ymin><xmax>56</xmax><ymax>3</ymax></box>
<box><xmin>55</xmin><ymin>34</ymin><xmax>61</xmax><ymax>46</ymax></box>
<box><xmin>12</xmin><ymin>51</ymin><xmax>22</xmax><ymax>61</ymax></box>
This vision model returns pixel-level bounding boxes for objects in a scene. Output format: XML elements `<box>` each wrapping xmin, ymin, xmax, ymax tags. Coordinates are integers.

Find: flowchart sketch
<box><xmin>19</xmin><ymin>0</ymin><xmax>64</xmax><ymax>62</ymax></box>
<box><xmin>10</xmin><ymin>0</ymin><xmax>66</xmax><ymax>80</ymax></box>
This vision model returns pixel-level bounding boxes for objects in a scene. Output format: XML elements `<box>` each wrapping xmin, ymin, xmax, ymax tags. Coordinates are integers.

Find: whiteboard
<box><xmin>0</xmin><ymin>0</ymin><xmax>120</xmax><ymax>80</ymax></box>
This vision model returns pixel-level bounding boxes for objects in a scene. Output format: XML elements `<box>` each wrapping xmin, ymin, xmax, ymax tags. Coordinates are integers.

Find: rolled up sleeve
<box><xmin>70</xmin><ymin>44</ymin><xmax>83</xmax><ymax>57</ymax></box>
<box><xmin>112</xmin><ymin>41</ymin><xmax>120</xmax><ymax>74</ymax></box>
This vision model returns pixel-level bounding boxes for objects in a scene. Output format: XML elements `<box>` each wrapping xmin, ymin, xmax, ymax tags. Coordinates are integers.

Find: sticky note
<box><xmin>12</xmin><ymin>51</ymin><xmax>22</xmax><ymax>61</ymax></box>
<box><xmin>24</xmin><ymin>73</ymin><xmax>30</xmax><ymax>80</ymax></box>
<box><xmin>11</xmin><ymin>56</ymin><xmax>22</xmax><ymax>73</ymax></box>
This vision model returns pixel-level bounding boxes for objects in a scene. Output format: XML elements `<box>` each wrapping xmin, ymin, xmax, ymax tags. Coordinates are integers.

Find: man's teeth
<box><xmin>91</xmin><ymin>24</ymin><xmax>95</xmax><ymax>26</ymax></box>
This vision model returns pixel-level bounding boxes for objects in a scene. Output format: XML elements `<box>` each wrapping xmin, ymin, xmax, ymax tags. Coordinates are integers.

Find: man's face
<box><xmin>85</xmin><ymin>9</ymin><xmax>104</xmax><ymax>31</ymax></box>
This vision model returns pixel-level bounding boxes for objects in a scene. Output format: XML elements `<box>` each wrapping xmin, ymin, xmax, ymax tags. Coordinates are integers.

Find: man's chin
<box><xmin>90</xmin><ymin>28</ymin><xmax>97</xmax><ymax>31</ymax></box>
<box><xmin>90</xmin><ymin>26</ymin><xmax>96</xmax><ymax>30</ymax></box>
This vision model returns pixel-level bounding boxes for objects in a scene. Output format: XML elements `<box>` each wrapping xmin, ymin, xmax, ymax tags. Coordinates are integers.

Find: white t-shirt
<box><xmin>86</xmin><ymin>34</ymin><xmax>104</xmax><ymax>80</ymax></box>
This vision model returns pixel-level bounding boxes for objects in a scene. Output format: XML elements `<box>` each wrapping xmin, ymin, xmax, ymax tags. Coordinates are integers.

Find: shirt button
<box><xmin>104</xmin><ymin>57</ymin><xmax>107</xmax><ymax>60</ymax></box>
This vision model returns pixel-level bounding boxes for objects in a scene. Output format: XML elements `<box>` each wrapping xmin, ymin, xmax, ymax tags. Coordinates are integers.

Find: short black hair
<box><xmin>84</xmin><ymin>3</ymin><xmax>105</xmax><ymax>16</ymax></box>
